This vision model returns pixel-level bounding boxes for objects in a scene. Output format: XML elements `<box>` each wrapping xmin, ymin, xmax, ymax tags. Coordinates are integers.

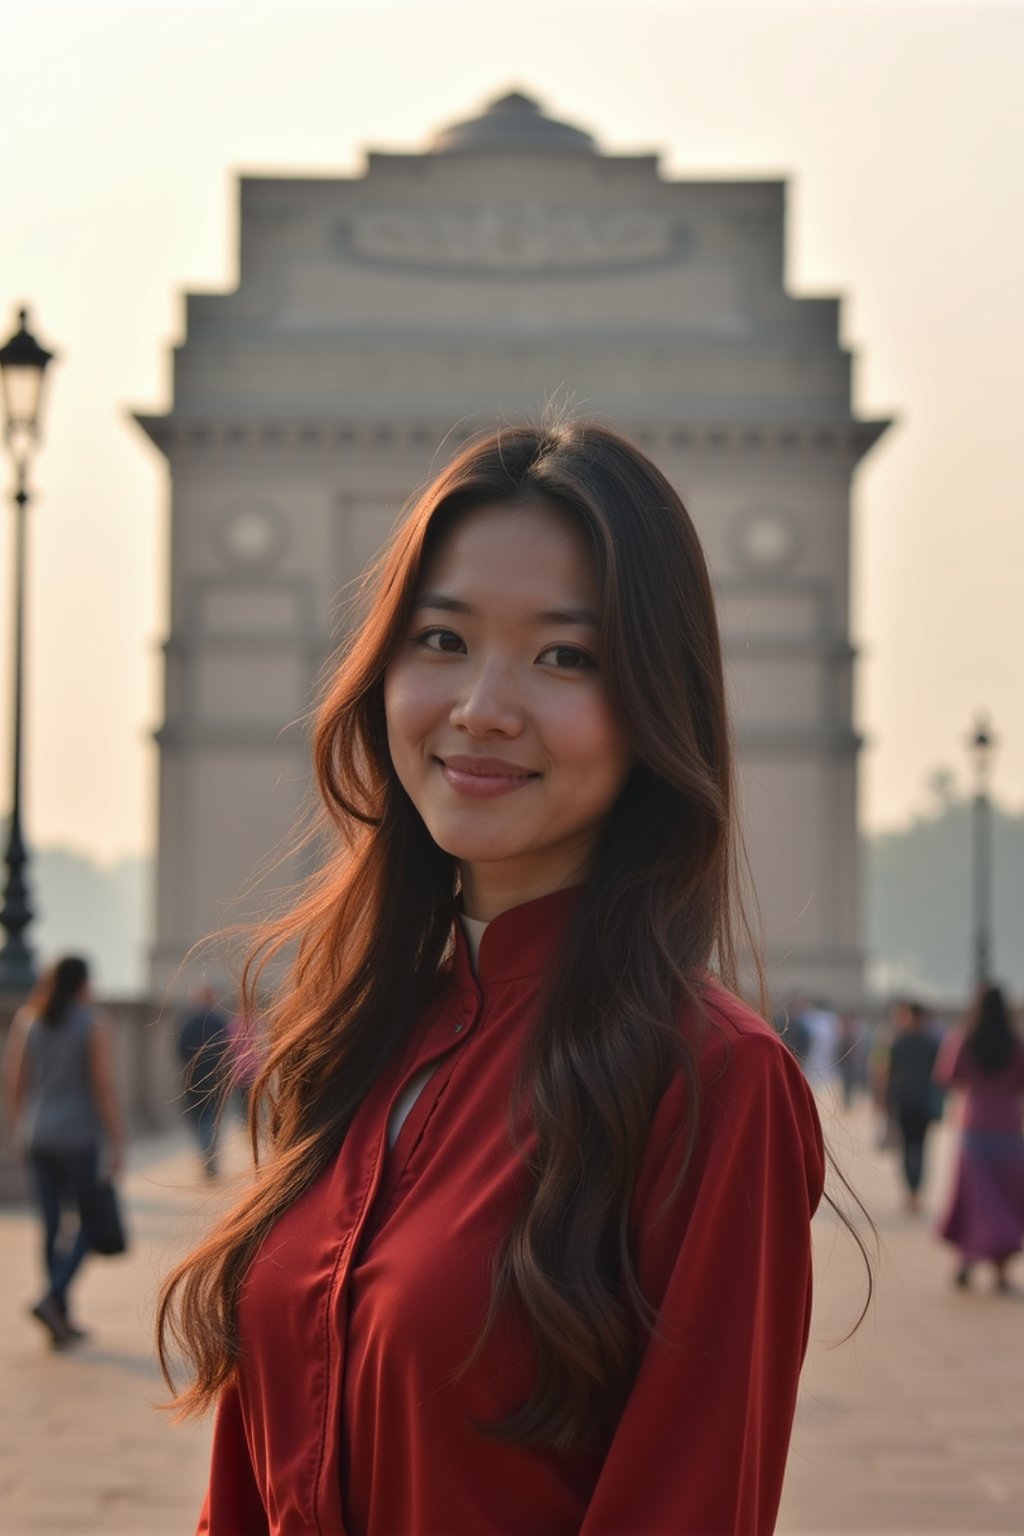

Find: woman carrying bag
<box><xmin>3</xmin><ymin>954</ymin><xmax>127</xmax><ymax>1346</ymax></box>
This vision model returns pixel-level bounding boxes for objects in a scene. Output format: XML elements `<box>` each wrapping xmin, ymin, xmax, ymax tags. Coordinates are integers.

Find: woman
<box><xmin>936</xmin><ymin>983</ymin><xmax>1024</xmax><ymax>1291</ymax></box>
<box><xmin>160</xmin><ymin>422</ymin><xmax>835</xmax><ymax>1534</ymax></box>
<box><xmin>3</xmin><ymin>955</ymin><xmax>125</xmax><ymax>1345</ymax></box>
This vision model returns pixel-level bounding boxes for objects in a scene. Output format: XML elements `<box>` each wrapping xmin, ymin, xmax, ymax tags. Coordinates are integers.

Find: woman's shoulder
<box><xmin>695</xmin><ymin>980</ymin><xmax>822</xmax><ymax>1135</ymax></box>
<box><xmin>636</xmin><ymin>976</ymin><xmax>824</xmax><ymax>1207</ymax></box>
<box><xmin>696</xmin><ymin>977</ymin><xmax>792</xmax><ymax>1061</ymax></box>
<box><xmin>12</xmin><ymin>1004</ymin><xmax>38</xmax><ymax>1031</ymax></box>
<box><xmin>66</xmin><ymin>1002</ymin><xmax>102</xmax><ymax>1034</ymax></box>
<box><xmin>668</xmin><ymin>978</ymin><xmax>821</xmax><ymax>1125</ymax></box>
<box><xmin>6</xmin><ymin>1006</ymin><xmax>37</xmax><ymax>1050</ymax></box>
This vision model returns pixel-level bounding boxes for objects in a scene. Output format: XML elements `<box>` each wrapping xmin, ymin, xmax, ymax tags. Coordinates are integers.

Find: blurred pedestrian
<box><xmin>886</xmin><ymin>998</ymin><xmax>939</xmax><ymax>1213</ymax></box>
<box><xmin>178</xmin><ymin>984</ymin><xmax>231</xmax><ymax>1178</ymax></box>
<box><xmin>775</xmin><ymin>995</ymin><xmax>810</xmax><ymax>1068</ymax></box>
<box><xmin>2</xmin><ymin>955</ymin><xmax>125</xmax><ymax>1347</ymax></box>
<box><xmin>801</xmin><ymin>999</ymin><xmax>840</xmax><ymax>1090</ymax></box>
<box><xmin>837</xmin><ymin>1012</ymin><xmax>867</xmax><ymax>1109</ymax></box>
<box><xmin>936</xmin><ymin>983</ymin><xmax>1024</xmax><ymax>1291</ymax></box>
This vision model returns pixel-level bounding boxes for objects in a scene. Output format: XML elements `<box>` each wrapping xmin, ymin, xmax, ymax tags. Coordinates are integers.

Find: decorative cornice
<box><xmin>132</xmin><ymin>414</ymin><xmax>889</xmax><ymax>467</ymax></box>
<box><xmin>162</xmin><ymin>633</ymin><xmax>328</xmax><ymax>656</ymax></box>
<box><xmin>154</xmin><ymin>721</ymin><xmax>311</xmax><ymax>749</ymax></box>
<box><xmin>722</xmin><ymin>636</ymin><xmax>857</xmax><ymax>660</ymax></box>
<box><xmin>735</xmin><ymin>725</ymin><xmax>863</xmax><ymax>754</ymax></box>
<box><xmin>156</xmin><ymin>717</ymin><xmax>861</xmax><ymax>757</ymax></box>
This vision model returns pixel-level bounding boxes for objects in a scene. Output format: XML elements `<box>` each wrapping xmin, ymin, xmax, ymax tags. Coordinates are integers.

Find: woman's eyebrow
<box><xmin>414</xmin><ymin>593</ymin><xmax>472</xmax><ymax>614</ymax></box>
<box><xmin>532</xmin><ymin>606</ymin><xmax>598</xmax><ymax>628</ymax></box>
<box><xmin>415</xmin><ymin>593</ymin><xmax>597</xmax><ymax>628</ymax></box>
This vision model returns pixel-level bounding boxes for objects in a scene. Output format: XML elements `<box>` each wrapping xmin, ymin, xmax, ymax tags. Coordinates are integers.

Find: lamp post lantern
<box><xmin>0</xmin><ymin>306</ymin><xmax>55</xmax><ymax>993</ymax></box>
<box><xmin>968</xmin><ymin>715</ymin><xmax>996</xmax><ymax>990</ymax></box>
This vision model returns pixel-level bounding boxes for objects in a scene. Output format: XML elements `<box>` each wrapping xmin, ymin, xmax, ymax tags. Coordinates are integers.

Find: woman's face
<box><xmin>384</xmin><ymin>501</ymin><xmax>634</xmax><ymax>920</ymax></box>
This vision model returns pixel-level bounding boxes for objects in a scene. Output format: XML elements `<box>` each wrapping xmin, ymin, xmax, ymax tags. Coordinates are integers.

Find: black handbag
<box><xmin>87</xmin><ymin>1178</ymin><xmax>128</xmax><ymax>1257</ymax></box>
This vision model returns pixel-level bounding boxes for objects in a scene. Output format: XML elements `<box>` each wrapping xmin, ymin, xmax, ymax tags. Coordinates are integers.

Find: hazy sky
<box><xmin>0</xmin><ymin>0</ymin><xmax>1021</xmax><ymax>864</ymax></box>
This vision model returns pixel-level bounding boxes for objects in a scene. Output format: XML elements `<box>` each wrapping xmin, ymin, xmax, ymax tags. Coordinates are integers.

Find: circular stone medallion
<box><xmin>217</xmin><ymin>503</ymin><xmax>287</xmax><ymax>568</ymax></box>
<box><xmin>730</xmin><ymin>506</ymin><xmax>802</xmax><ymax>573</ymax></box>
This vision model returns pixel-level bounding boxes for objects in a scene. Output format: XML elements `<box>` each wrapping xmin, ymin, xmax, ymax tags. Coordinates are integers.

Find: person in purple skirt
<box><xmin>935</xmin><ymin>984</ymin><xmax>1024</xmax><ymax>1291</ymax></box>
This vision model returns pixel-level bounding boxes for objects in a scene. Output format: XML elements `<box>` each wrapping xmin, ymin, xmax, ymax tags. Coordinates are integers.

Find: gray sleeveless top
<box><xmin>20</xmin><ymin>1003</ymin><xmax>104</xmax><ymax>1152</ymax></box>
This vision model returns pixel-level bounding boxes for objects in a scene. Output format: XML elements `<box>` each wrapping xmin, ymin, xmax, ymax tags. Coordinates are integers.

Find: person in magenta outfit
<box><xmin>225</xmin><ymin>1005</ymin><xmax>264</xmax><ymax>1122</ymax></box>
<box><xmin>159</xmin><ymin>421</ymin><xmax>841</xmax><ymax>1535</ymax></box>
<box><xmin>936</xmin><ymin>984</ymin><xmax>1024</xmax><ymax>1291</ymax></box>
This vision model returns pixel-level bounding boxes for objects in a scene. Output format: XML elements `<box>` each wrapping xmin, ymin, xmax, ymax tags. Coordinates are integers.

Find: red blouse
<box><xmin>197</xmin><ymin>889</ymin><xmax>824</xmax><ymax>1535</ymax></box>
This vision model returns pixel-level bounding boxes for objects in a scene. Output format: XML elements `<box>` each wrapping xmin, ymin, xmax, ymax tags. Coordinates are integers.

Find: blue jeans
<box><xmin>27</xmin><ymin>1145</ymin><xmax>100</xmax><ymax>1307</ymax></box>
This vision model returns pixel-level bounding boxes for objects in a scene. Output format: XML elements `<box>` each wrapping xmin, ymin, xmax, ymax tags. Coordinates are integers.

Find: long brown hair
<box><xmin>33</xmin><ymin>955</ymin><xmax>89</xmax><ymax>1027</ymax></box>
<box><xmin>157</xmin><ymin>420</ymin><xmax>829</xmax><ymax>1447</ymax></box>
<box><xmin>965</xmin><ymin>984</ymin><xmax>1018</xmax><ymax>1075</ymax></box>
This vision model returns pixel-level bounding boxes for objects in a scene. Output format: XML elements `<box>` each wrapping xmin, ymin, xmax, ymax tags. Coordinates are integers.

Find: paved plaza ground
<box><xmin>1</xmin><ymin>1096</ymin><xmax>1022</xmax><ymax>1535</ymax></box>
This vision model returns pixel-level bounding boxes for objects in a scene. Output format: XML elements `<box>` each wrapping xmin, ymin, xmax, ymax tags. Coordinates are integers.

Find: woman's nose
<box><xmin>449</xmin><ymin>660</ymin><xmax>523</xmax><ymax>736</ymax></box>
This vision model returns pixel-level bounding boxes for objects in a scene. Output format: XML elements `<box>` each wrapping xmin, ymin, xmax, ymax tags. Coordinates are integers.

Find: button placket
<box><xmin>453</xmin><ymin>997</ymin><xmax>477</xmax><ymax>1036</ymax></box>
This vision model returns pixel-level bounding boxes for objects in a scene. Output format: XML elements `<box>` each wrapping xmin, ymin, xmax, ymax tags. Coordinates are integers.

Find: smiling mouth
<box><xmin>436</xmin><ymin>756</ymin><xmax>540</xmax><ymax>797</ymax></box>
<box><xmin>439</xmin><ymin>756</ymin><xmax>538</xmax><ymax>778</ymax></box>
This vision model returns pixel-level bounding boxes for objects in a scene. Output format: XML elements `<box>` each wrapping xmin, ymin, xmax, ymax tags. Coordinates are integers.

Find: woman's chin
<box><xmin>433</xmin><ymin>834</ymin><xmax>527</xmax><ymax>866</ymax></box>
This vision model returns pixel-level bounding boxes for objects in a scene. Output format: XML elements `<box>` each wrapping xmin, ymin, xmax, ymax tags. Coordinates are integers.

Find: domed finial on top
<box><xmin>429</xmin><ymin>90</ymin><xmax>598</xmax><ymax>156</ymax></box>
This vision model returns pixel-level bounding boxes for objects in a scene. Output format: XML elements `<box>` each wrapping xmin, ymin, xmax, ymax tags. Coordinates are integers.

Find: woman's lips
<box><xmin>436</xmin><ymin>755</ymin><xmax>540</xmax><ymax>799</ymax></box>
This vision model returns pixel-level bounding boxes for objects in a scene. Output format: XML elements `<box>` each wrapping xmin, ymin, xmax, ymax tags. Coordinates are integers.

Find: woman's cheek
<box><xmin>385</xmin><ymin>662</ymin><xmax>441</xmax><ymax>751</ymax></box>
<box><xmin>382</xmin><ymin>666</ymin><xmax>412</xmax><ymax>762</ymax></box>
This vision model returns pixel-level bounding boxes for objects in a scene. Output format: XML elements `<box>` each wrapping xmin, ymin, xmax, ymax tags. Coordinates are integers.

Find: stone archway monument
<box><xmin>136</xmin><ymin>90</ymin><xmax>889</xmax><ymax>1005</ymax></box>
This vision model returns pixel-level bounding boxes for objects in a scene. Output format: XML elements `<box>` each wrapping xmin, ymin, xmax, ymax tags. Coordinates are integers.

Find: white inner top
<box><xmin>386</xmin><ymin>913</ymin><xmax>489</xmax><ymax>1148</ymax></box>
<box><xmin>458</xmin><ymin>913</ymin><xmax>489</xmax><ymax>970</ymax></box>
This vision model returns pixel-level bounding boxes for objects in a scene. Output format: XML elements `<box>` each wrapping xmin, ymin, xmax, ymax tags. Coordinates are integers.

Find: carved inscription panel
<box><xmin>335</xmin><ymin>205</ymin><xmax>688</xmax><ymax>273</ymax></box>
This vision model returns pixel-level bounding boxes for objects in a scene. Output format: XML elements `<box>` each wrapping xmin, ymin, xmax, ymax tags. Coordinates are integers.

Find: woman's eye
<box><xmin>416</xmin><ymin>627</ymin><xmax>465</xmax><ymax>653</ymax></box>
<box><xmin>537</xmin><ymin>644</ymin><xmax>595</xmax><ymax>671</ymax></box>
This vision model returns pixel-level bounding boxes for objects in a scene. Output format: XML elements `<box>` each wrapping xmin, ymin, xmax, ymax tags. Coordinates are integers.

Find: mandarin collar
<box><xmin>451</xmin><ymin>885</ymin><xmax>581</xmax><ymax>987</ymax></box>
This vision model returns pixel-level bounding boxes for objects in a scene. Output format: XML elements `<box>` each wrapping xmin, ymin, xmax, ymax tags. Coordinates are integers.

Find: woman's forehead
<box><xmin>419</xmin><ymin>499</ymin><xmax>596</xmax><ymax>592</ymax></box>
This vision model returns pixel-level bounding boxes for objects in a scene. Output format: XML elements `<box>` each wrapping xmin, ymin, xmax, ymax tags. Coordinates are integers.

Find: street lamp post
<box><xmin>968</xmin><ymin>715</ymin><xmax>995</xmax><ymax>989</ymax></box>
<box><xmin>0</xmin><ymin>306</ymin><xmax>55</xmax><ymax>993</ymax></box>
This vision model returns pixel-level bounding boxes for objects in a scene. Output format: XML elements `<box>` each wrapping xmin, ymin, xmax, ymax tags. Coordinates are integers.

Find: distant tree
<box><xmin>0</xmin><ymin>824</ymin><xmax>151</xmax><ymax>996</ymax></box>
<box><xmin>925</xmin><ymin>766</ymin><xmax>959</xmax><ymax>814</ymax></box>
<box><xmin>864</xmin><ymin>786</ymin><xmax>1024</xmax><ymax>1004</ymax></box>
